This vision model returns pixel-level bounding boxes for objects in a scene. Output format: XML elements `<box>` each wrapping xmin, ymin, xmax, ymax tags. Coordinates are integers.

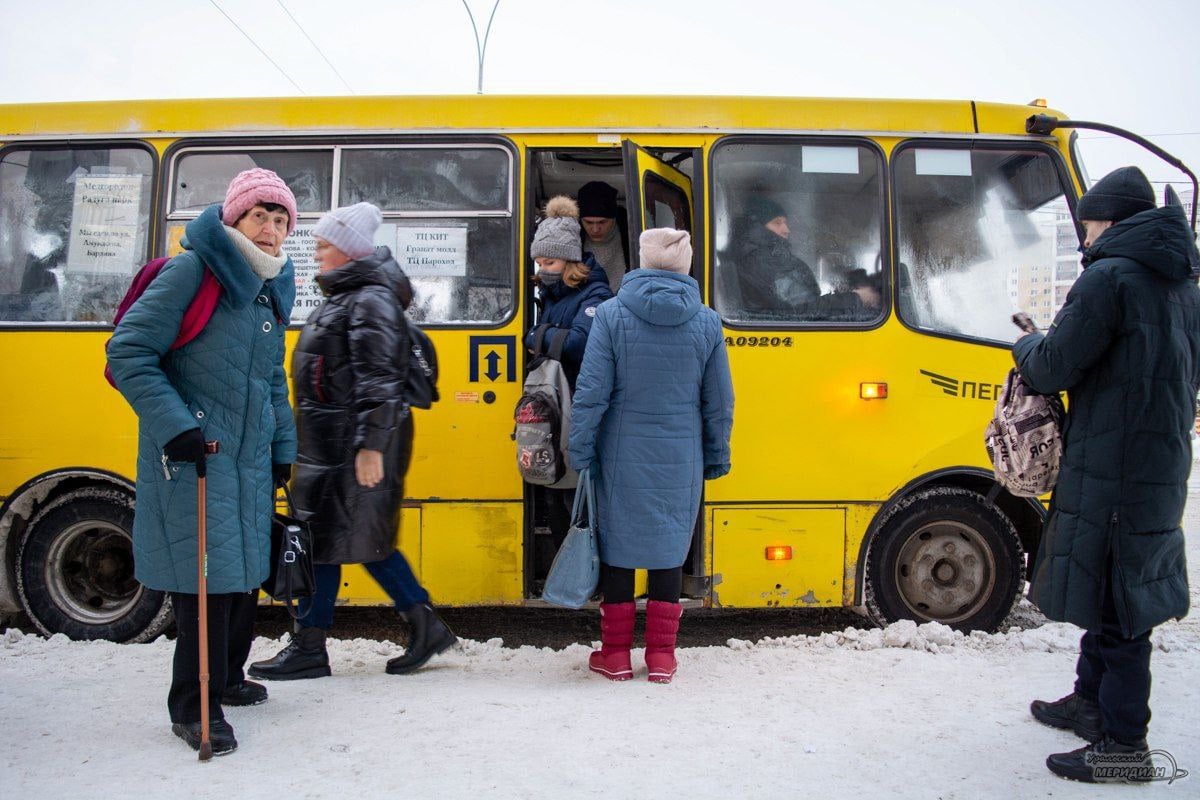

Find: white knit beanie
<box><xmin>313</xmin><ymin>202</ymin><xmax>382</xmax><ymax>260</ymax></box>
<box><xmin>639</xmin><ymin>228</ymin><xmax>692</xmax><ymax>274</ymax></box>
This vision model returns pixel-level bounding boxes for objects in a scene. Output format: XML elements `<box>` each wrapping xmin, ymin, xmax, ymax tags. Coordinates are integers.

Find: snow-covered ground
<box><xmin>4</xmin><ymin>475</ymin><xmax>1199</xmax><ymax>799</ymax></box>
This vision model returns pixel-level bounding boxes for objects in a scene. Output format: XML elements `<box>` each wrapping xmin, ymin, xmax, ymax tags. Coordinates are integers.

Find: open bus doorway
<box><xmin>522</xmin><ymin>146</ymin><xmax>707</xmax><ymax>601</ymax></box>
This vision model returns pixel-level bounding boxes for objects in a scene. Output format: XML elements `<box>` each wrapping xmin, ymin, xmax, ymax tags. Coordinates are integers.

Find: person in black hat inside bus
<box><xmin>730</xmin><ymin>195</ymin><xmax>819</xmax><ymax>319</ymax></box>
<box><xmin>1015</xmin><ymin>166</ymin><xmax>1200</xmax><ymax>782</ymax></box>
<box><xmin>578</xmin><ymin>181</ymin><xmax>628</xmax><ymax>293</ymax></box>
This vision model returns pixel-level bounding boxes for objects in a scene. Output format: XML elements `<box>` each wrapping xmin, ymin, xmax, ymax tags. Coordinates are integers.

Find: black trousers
<box><xmin>600</xmin><ymin>563</ymin><xmax>683</xmax><ymax>603</ymax></box>
<box><xmin>1072</xmin><ymin>578</ymin><xmax>1153</xmax><ymax>744</ymax></box>
<box><xmin>545</xmin><ymin>487</ymin><xmax>573</xmax><ymax>550</ymax></box>
<box><xmin>168</xmin><ymin>590</ymin><xmax>259</xmax><ymax>724</ymax></box>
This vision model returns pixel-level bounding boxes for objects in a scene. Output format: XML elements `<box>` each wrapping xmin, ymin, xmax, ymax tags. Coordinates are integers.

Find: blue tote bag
<box><xmin>542</xmin><ymin>468</ymin><xmax>600</xmax><ymax>609</ymax></box>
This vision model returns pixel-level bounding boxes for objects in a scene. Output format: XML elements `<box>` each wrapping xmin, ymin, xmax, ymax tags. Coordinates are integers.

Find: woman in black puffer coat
<box><xmin>249</xmin><ymin>203</ymin><xmax>456</xmax><ymax>682</ymax></box>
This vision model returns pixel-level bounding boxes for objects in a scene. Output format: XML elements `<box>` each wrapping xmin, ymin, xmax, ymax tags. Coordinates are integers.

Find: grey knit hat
<box><xmin>640</xmin><ymin>228</ymin><xmax>692</xmax><ymax>274</ymax></box>
<box><xmin>1076</xmin><ymin>166</ymin><xmax>1155</xmax><ymax>223</ymax></box>
<box><xmin>531</xmin><ymin>196</ymin><xmax>583</xmax><ymax>262</ymax></box>
<box><xmin>313</xmin><ymin>202</ymin><xmax>382</xmax><ymax>260</ymax></box>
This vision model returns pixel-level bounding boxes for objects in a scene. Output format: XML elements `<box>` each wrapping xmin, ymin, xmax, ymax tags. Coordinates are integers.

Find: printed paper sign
<box><xmin>396</xmin><ymin>226</ymin><xmax>468</xmax><ymax>277</ymax></box>
<box><xmin>66</xmin><ymin>174</ymin><xmax>143</xmax><ymax>274</ymax></box>
<box><xmin>283</xmin><ymin>224</ymin><xmax>321</xmax><ymax>323</ymax></box>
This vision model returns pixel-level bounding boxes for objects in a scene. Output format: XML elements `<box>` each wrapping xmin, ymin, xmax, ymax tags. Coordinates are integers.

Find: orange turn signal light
<box><xmin>765</xmin><ymin>546</ymin><xmax>793</xmax><ymax>561</ymax></box>
<box><xmin>860</xmin><ymin>382</ymin><xmax>888</xmax><ymax>400</ymax></box>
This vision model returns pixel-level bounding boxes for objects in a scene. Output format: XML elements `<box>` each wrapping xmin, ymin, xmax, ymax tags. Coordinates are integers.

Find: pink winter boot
<box><xmin>644</xmin><ymin>600</ymin><xmax>683</xmax><ymax>684</ymax></box>
<box><xmin>589</xmin><ymin>602</ymin><xmax>635</xmax><ymax>681</ymax></box>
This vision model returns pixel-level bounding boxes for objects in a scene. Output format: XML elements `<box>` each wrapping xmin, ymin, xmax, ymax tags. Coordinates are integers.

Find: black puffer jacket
<box><xmin>1013</xmin><ymin>205</ymin><xmax>1200</xmax><ymax>637</ymax></box>
<box><xmin>292</xmin><ymin>247</ymin><xmax>413</xmax><ymax>565</ymax></box>
<box><xmin>732</xmin><ymin>224</ymin><xmax>820</xmax><ymax>318</ymax></box>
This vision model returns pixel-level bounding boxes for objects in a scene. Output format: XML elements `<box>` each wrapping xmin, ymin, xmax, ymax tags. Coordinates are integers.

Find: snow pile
<box><xmin>729</xmin><ymin>618</ymin><xmax>1198</xmax><ymax>655</ymax></box>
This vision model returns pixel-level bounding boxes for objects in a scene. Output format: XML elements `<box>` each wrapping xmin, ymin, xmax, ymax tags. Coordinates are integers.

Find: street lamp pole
<box><xmin>461</xmin><ymin>0</ymin><xmax>501</xmax><ymax>94</ymax></box>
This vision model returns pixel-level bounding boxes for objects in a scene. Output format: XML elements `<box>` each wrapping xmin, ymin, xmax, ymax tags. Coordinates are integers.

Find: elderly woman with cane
<box><xmin>108</xmin><ymin>169</ymin><xmax>298</xmax><ymax>756</ymax></box>
<box><xmin>569</xmin><ymin>228</ymin><xmax>734</xmax><ymax>683</ymax></box>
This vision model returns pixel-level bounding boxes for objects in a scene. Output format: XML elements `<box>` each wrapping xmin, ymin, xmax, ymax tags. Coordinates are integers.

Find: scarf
<box><xmin>583</xmin><ymin>225</ymin><xmax>626</xmax><ymax>293</ymax></box>
<box><xmin>225</xmin><ymin>225</ymin><xmax>288</xmax><ymax>281</ymax></box>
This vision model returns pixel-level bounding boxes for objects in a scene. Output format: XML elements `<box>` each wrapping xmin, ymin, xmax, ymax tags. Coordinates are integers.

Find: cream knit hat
<box><xmin>639</xmin><ymin>228</ymin><xmax>692</xmax><ymax>274</ymax></box>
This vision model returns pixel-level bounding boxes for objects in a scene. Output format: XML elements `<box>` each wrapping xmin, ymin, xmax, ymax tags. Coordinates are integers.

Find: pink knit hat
<box><xmin>639</xmin><ymin>228</ymin><xmax>692</xmax><ymax>274</ymax></box>
<box><xmin>221</xmin><ymin>168</ymin><xmax>298</xmax><ymax>235</ymax></box>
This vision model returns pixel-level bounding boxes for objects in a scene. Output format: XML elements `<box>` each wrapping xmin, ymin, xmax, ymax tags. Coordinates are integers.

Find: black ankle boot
<box><xmin>1030</xmin><ymin>692</ymin><xmax>1102</xmax><ymax>742</ymax></box>
<box><xmin>221</xmin><ymin>680</ymin><xmax>268</xmax><ymax>706</ymax></box>
<box><xmin>386</xmin><ymin>603</ymin><xmax>458</xmax><ymax>675</ymax></box>
<box><xmin>1047</xmin><ymin>735</ymin><xmax>1152</xmax><ymax>783</ymax></box>
<box><xmin>248</xmin><ymin>627</ymin><xmax>331</xmax><ymax>681</ymax></box>
<box><xmin>172</xmin><ymin>719</ymin><xmax>238</xmax><ymax>756</ymax></box>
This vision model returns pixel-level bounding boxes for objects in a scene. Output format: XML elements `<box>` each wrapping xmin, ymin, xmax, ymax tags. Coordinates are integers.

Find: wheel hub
<box><xmin>44</xmin><ymin>521</ymin><xmax>142</xmax><ymax>624</ymax></box>
<box><xmin>894</xmin><ymin>521</ymin><xmax>996</xmax><ymax>624</ymax></box>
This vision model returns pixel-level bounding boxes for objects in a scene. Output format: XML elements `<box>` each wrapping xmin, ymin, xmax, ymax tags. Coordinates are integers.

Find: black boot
<box><xmin>1030</xmin><ymin>692</ymin><xmax>1102</xmax><ymax>742</ymax></box>
<box><xmin>386</xmin><ymin>603</ymin><xmax>458</xmax><ymax>675</ymax></box>
<box><xmin>172</xmin><ymin>719</ymin><xmax>238</xmax><ymax>756</ymax></box>
<box><xmin>221</xmin><ymin>680</ymin><xmax>268</xmax><ymax>706</ymax></box>
<box><xmin>1047</xmin><ymin>735</ymin><xmax>1152</xmax><ymax>783</ymax></box>
<box><xmin>248</xmin><ymin>627</ymin><xmax>332</xmax><ymax>681</ymax></box>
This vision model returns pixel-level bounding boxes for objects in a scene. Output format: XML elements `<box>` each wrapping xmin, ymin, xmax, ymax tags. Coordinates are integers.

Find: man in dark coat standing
<box><xmin>1014</xmin><ymin>166</ymin><xmax>1200</xmax><ymax>782</ymax></box>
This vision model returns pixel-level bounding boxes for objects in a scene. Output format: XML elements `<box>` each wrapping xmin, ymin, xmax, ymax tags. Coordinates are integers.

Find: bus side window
<box><xmin>711</xmin><ymin>141</ymin><xmax>886</xmax><ymax>327</ymax></box>
<box><xmin>894</xmin><ymin>147</ymin><xmax>1073</xmax><ymax>342</ymax></box>
<box><xmin>0</xmin><ymin>145</ymin><xmax>154</xmax><ymax>324</ymax></box>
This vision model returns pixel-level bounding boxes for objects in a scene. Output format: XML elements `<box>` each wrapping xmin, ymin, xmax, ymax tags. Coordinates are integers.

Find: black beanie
<box><xmin>745</xmin><ymin>195</ymin><xmax>787</xmax><ymax>225</ymax></box>
<box><xmin>1076</xmin><ymin>166</ymin><xmax>1155</xmax><ymax>223</ymax></box>
<box><xmin>577</xmin><ymin>181</ymin><xmax>620</xmax><ymax>218</ymax></box>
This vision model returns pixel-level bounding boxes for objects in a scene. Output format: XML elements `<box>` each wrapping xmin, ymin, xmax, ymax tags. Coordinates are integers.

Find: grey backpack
<box><xmin>512</xmin><ymin>326</ymin><xmax>578</xmax><ymax>490</ymax></box>
<box><xmin>984</xmin><ymin>368</ymin><xmax>1065</xmax><ymax>497</ymax></box>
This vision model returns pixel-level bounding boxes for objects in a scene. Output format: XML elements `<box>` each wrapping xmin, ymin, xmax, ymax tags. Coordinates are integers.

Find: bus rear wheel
<box><xmin>15</xmin><ymin>487</ymin><xmax>172</xmax><ymax>643</ymax></box>
<box><xmin>865</xmin><ymin>486</ymin><xmax>1024</xmax><ymax>633</ymax></box>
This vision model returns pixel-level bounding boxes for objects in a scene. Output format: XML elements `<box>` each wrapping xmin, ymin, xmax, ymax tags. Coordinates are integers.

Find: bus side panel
<box><xmin>710</xmin><ymin>506</ymin><xmax>845</xmax><ymax>608</ymax></box>
<box><xmin>0</xmin><ymin>332</ymin><xmax>137</xmax><ymax>482</ymax></box>
<box><xmin>420</xmin><ymin>502</ymin><xmax>523</xmax><ymax>605</ymax></box>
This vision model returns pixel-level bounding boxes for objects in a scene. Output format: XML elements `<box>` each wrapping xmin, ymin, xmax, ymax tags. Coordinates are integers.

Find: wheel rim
<box><xmin>893</xmin><ymin>520</ymin><xmax>996</xmax><ymax>625</ymax></box>
<box><xmin>43</xmin><ymin>519</ymin><xmax>142</xmax><ymax>625</ymax></box>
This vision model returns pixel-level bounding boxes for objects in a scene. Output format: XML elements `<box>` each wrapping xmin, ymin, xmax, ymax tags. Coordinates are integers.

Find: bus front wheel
<box><xmin>865</xmin><ymin>486</ymin><xmax>1024</xmax><ymax>633</ymax></box>
<box><xmin>15</xmin><ymin>487</ymin><xmax>172</xmax><ymax>643</ymax></box>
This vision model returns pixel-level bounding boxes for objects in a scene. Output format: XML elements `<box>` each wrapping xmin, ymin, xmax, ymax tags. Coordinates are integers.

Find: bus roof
<box><xmin>0</xmin><ymin>95</ymin><xmax>1066</xmax><ymax>140</ymax></box>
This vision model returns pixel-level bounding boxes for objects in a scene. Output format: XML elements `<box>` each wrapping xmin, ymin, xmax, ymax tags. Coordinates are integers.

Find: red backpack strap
<box><xmin>172</xmin><ymin>268</ymin><xmax>221</xmax><ymax>349</ymax></box>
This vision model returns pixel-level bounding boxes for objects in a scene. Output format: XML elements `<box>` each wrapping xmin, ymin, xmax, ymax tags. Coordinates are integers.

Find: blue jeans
<box><xmin>297</xmin><ymin>550</ymin><xmax>429</xmax><ymax>630</ymax></box>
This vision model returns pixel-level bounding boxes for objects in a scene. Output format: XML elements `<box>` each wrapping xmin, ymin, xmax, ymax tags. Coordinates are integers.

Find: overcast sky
<box><xmin>1</xmin><ymin>0</ymin><xmax>1198</xmax><ymax>195</ymax></box>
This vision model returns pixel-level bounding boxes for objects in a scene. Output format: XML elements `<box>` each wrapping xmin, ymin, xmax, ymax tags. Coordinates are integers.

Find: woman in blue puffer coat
<box><xmin>524</xmin><ymin>196</ymin><xmax>614</xmax><ymax>548</ymax></box>
<box><xmin>569</xmin><ymin>228</ymin><xmax>734</xmax><ymax>684</ymax></box>
<box><xmin>107</xmin><ymin>169</ymin><xmax>298</xmax><ymax>756</ymax></box>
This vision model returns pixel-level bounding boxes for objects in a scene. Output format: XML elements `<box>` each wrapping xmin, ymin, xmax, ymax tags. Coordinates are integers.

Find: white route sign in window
<box><xmin>396</xmin><ymin>226</ymin><xmax>468</xmax><ymax>278</ymax></box>
<box><xmin>66</xmin><ymin>174</ymin><xmax>143</xmax><ymax>274</ymax></box>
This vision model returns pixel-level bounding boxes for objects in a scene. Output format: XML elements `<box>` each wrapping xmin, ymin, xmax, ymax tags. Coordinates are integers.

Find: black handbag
<box><xmin>262</xmin><ymin>484</ymin><xmax>315</xmax><ymax>615</ymax></box>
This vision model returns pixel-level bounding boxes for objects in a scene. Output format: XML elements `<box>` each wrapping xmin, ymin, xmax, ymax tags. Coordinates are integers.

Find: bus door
<box><xmin>620</xmin><ymin>141</ymin><xmax>709</xmax><ymax>597</ymax></box>
<box><xmin>621</xmin><ymin>140</ymin><xmax>695</xmax><ymax>268</ymax></box>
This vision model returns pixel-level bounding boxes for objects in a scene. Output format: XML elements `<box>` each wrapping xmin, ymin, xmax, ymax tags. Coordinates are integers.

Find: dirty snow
<box><xmin>3</xmin><ymin>475</ymin><xmax>1199</xmax><ymax>799</ymax></box>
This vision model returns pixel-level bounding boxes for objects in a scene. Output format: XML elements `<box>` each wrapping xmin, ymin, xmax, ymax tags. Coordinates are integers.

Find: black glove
<box><xmin>272</xmin><ymin>462</ymin><xmax>292</xmax><ymax>488</ymax></box>
<box><xmin>163</xmin><ymin>428</ymin><xmax>206</xmax><ymax>477</ymax></box>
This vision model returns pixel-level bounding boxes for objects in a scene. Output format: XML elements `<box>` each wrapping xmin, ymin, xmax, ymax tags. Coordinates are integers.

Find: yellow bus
<box><xmin>0</xmin><ymin>95</ymin><xmax>1120</xmax><ymax>641</ymax></box>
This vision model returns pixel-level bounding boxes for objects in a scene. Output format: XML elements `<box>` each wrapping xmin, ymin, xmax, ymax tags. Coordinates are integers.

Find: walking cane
<box><xmin>197</xmin><ymin>441</ymin><xmax>220</xmax><ymax>761</ymax></box>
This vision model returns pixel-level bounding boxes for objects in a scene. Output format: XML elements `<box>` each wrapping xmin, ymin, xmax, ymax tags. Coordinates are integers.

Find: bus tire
<box><xmin>15</xmin><ymin>487</ymin><xmax>172</xmax><ymax>643</ymax></box>
<box><xmin>865</xmin><ymin>486</ymin><xmax>1024</xmax><ymax>633</ymax></box>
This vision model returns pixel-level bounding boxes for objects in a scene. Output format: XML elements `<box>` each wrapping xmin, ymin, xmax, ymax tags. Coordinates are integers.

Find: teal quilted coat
<box><xmin>108</xmin><ymin>205</ymin><xmax>297</xmax><ymax>594</ymax></box>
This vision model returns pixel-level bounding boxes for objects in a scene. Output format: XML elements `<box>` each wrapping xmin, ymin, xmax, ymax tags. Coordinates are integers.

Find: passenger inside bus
<box><xmin>812</xmin><ymin>268</ymin><xmax>883</xmax><ymax>322</ymax></box>
<box><xmin>577</xmin><ymin>180</ymin><xmax>628</xmax><ymax>292</ymax></box>
<box><xmin>728</xmin><ymin>196</ymin><xmax>820</xmax><ymax>318</ymax></box>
